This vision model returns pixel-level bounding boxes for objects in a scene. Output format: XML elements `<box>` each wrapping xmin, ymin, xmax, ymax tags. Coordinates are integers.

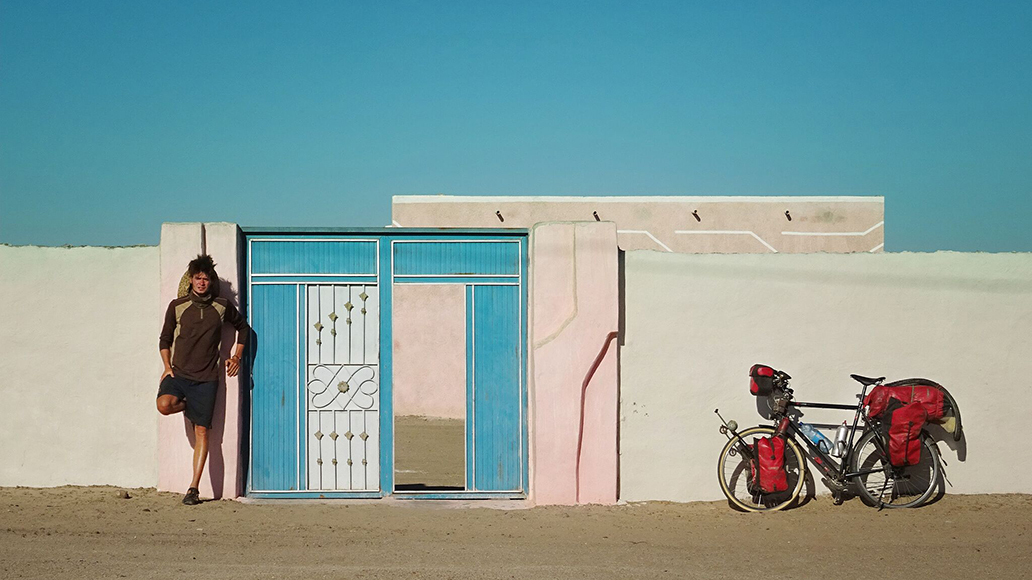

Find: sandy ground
<box><xmin>2</xmin><ymin>487</ymin><xmax>1031</xmax><ymax>580</ymax></box>
<box><xmin>394</xmin><ymin>416</ymin><xmax>465</xmax><ymax>489</ymax></box>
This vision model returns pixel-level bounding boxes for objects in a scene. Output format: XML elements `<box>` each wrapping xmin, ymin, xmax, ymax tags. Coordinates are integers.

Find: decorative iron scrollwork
<box><xmin>307</xmin><ymin>364</ymin><xmax>379</xmax><ymax>410</ymax></box>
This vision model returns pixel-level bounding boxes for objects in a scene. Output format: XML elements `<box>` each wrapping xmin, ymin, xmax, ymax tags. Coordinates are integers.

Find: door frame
<box><xmin>242</xmin><ymin>228</ymin><xmax>528</xmax><ymax>500</ymax></box>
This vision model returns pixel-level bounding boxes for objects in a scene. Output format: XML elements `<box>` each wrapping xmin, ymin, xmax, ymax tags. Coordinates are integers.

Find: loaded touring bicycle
<box><xmin>715</xmin><ymin>365</ymin><xmax>962</xmax><ymax>512</ymax></box>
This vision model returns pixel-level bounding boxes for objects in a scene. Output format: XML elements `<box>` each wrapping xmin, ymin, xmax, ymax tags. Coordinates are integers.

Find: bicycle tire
<box><xmin>717</xmin><ymin>426</ymin><xmax>806</xmax><ymax>512</ymax></box>
<box><xmin>849</xmin><ymin>429</ymin><xmax>940</xmax><ymax>508</ymax></box>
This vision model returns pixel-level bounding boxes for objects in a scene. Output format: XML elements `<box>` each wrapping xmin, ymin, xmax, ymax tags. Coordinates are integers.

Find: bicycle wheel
<box><xmin>850</xmin><ymin>429</ymin><xmax>940</xmax><ymax>508</ymax></box>
<box><xmin>717</xmin><ymin>426</ymin><xmax>806</xmax><ymax>512</ymax></box>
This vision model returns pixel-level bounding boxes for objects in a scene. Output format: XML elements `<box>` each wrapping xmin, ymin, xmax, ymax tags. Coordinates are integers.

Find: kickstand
<box><xmin>877</xmin><ymin>473</ymin><xmax>891</xmax><ymax>511</ymax></box>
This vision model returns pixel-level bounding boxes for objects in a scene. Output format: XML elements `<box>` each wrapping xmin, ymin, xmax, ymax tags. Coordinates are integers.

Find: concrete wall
<box><xmin>619</xmin><ymin>250</ymin><xmax>1032</xmax><ymax>502</ymax></box>
<box><xmin>0</xmin><ymin>244</ymin><xmax>160</xmax><ymax>488</ymax></box>
<box><xmin>529</xmin><ymin>222</ymin><xmax>620</xmax><ymax>504</ymax></box>
<box><xmin>157</xmin><ymin>223</ymin><xmax>246</xmax><ymax>499</ymax></box>
<box><xmin>394</xmin><ymin>195</ymin><xmax>885</xmax><ymax>254</ymax></box>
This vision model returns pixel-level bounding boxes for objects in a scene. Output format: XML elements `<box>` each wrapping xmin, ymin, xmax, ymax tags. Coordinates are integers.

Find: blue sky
<box><xmin>1</xmin><ymin>1</ymin><xmax>1029</xmax><ymax>251</ymax></box>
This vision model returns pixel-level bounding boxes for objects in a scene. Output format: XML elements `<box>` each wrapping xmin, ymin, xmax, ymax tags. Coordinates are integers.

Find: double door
<box><xmin>247</xmin><ymin>234</ymin><xmax>526</xmax><ymax>498</ymax></box>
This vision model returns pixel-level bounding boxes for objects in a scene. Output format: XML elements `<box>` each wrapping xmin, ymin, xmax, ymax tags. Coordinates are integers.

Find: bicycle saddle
<box><xmin>850</xmin><ymin>374</ymin><xmax>885</xmax><ymax>386</ymax></box>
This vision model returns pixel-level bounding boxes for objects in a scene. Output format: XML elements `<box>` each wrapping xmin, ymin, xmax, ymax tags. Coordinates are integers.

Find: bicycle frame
<box><xmin>774</xmin><ymin>383</ymin><xmax>889</xmax><ymax>484</ymax></box>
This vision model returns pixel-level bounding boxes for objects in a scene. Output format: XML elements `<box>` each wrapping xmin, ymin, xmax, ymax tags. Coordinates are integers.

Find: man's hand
<box><xmin>226</xmin><ymin>355</ymin><xmax>241</xmax><ymax>377</ymax></box>
<box><xmin>161</xmin><ymin>367</ymin><xmax>175</xmax><ymax>382</ymax></box>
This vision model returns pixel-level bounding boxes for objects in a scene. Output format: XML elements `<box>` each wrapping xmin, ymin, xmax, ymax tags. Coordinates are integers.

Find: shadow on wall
<box><xmin>616</xmin><ymin>249</ymin><xmax>625</xmax><ymax>500</ymax></box>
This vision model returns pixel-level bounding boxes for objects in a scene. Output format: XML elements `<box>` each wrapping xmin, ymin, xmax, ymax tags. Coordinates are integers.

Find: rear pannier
<box><xmin>882</xmin><ymin>399</ymin><xmax>927</xmax><ymax>467</ymax></box>
<box><xmin>748</xmin><ymin>436</ymin><xmax>788</xmax><ymax>494</ymax></box>
<box><xmin>864</xmin><ymin>379</ymin><xmax>962</xmax><ymax>442</ymax></box>
<box><xmin>865</xmin><ymin>384</ymin><xmax>944</xmax><ymax>420</ymax></box>
<box><xmin>750</xmin><ymin>364</ymin><xmax>775</xmax><ymax>396</ymax></box>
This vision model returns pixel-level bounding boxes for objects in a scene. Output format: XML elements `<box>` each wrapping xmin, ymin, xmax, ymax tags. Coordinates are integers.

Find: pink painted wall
<box><xmin>529</xmin><ymin>222</ymin><xmax>619</xmax><ymax>505</ymax></box>
<box><xmin>392</xmin><ymin>284</ymin><xmax>466</xmax><ymax>419</ymax></box>
<box><xmin>157</xmin><ymin>222</ymin><xmax>245</xmax><ymax>499</ymax></box>
<box><xmin>157</xmin><ymin>223</ymin><xmax>202</xmax><ymax>496</ymax></box>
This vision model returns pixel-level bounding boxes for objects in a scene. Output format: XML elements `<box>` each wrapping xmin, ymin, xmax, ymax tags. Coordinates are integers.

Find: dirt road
<box><xmin>2</xmin><ymin>487</ymin><xmax>1030</xmax><ymax>579</ymax></box>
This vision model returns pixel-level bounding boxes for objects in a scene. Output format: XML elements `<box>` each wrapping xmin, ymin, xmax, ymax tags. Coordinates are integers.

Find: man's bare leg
<box><xmin>156</xmin><ymin>394</ymin><xmax>186</xmax><ymax>416</ymax></box>
<box><xmin>189</xmin><ymin>424</ymin><xmax>209</xmax><ymax>491</ymax></box>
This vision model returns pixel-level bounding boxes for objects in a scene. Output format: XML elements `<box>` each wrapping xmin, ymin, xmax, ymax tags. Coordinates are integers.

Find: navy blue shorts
<box><xmin>157</xmin><ymin>375</ymin><xmax>218</xmax><ymax>428</ymax></box>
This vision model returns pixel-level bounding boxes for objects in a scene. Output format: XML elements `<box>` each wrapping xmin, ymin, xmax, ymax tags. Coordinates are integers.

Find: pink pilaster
<box><xmin>157</xmin><ymin>223</ymin><xmax>245</xmax><ymax>499</ymax></box>
<box><xmin>529</xmin><ymin>222</ymin><xmax>619</xmax><ymax>505</ymax></box>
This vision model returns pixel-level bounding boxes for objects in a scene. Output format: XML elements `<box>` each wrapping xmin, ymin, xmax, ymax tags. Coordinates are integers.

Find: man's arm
<box><xmin>159</xmin><ymin>302</ymin><xmax>178</xmax><ymax>380</ymax></box>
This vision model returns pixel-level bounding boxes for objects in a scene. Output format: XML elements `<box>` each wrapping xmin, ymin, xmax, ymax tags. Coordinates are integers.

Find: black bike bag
<box><xmin>750</xmin><ymin>364</ymin><xmax>775</xmax><ymax>396</ymax></box>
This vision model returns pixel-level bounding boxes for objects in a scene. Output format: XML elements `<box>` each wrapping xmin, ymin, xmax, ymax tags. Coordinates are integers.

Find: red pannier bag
<box><xmin>883</xmin><ymin>398</ymin><xmax>927</xmax><ymax>467</ymax></box>
<box><xmin>865</xmin><ymin>383</ymin><xmax>944</xmax><ymax>420</ymax></box>
<box><xmin>750</xmin><ymin>364</ymin><xmax>775</xmax><ymax>396</ymax></box>
<box><xmin>748</xmin><ymin>436</ymin><xmax>788</xmax><ymax>493</ymax></box>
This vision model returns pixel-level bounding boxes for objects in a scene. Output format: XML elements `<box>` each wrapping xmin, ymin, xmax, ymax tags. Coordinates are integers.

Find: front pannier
<box><xmin>882</xmin><ymin>398</ymin><xmax>927</xmax><ymax>467</ymax></box>
<box><xmin>750</xmin><ymin>364</ymin><xmax>775</xmax><ymax>396</ymax></box>
<box><xmin>748</xmin><ymin>436</ymin><xmax>788</xmax><ymax>494</ymax></box>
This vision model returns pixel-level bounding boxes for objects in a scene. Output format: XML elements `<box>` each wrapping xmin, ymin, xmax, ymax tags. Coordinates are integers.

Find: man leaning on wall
<box><xmin>156</xmin><ymin>254</ymin><xmax>249</xmax><ymax>505</ymax></box>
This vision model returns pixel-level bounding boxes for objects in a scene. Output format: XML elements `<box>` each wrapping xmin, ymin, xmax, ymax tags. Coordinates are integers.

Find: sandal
<box><xmin>182</xmin><ymin>487</ymin><xmax>201</xmax><ymax>505</ymax></box>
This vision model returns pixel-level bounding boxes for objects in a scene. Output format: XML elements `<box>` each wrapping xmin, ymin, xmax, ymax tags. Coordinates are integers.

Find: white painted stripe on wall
<box><xmin>617</xmin><ymin>230</ymin><xmax>672</xmax><ymax>252</ymax></box>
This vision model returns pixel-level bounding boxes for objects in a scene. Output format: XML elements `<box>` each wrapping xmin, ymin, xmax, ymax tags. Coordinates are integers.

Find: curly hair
<box><xmin>187</xmin><ymin>254</ymin><xmax>217</xmax><ymax>279</ymax></box>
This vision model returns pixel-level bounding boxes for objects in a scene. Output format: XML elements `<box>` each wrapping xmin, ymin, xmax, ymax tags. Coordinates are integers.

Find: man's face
<box><xmin>191</xmin><ymin>273</ymin><xmax>211</xmax><ymax>295</ymax></box>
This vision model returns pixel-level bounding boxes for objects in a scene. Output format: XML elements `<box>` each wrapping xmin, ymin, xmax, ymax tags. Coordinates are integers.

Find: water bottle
<box><xmin>832</xmin><ymin>422</ymin><xmax>849</xmax><ymax>458</ymax></box>
<box><xmin>799</xmin><ymin>422</ymin><xmax>832</xmax><ymax>454</ymax></box>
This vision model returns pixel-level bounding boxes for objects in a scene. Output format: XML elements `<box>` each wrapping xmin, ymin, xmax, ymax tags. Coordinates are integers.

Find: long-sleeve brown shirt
<box><xmin>159</xmin><ymin>293</ymin><xmax>249</xmax><ymax>382</ymax></box>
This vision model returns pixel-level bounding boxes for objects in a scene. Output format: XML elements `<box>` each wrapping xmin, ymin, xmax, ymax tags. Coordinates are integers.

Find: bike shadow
<box><xmin>793</xmin><ymin>467</ymin><xmax>863</xmax><ymax>509</ymax></box>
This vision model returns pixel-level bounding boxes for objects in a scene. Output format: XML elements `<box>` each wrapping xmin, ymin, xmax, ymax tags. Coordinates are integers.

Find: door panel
<box><xmin>250</xmin><ymin>284</ymin><xmax>300</xmax><ymax>491</ymax></box>
<box><xmin>469</xmin><ymin>284</ymin><xmax>522</xmax><ymax>491</ymax></box>
<box><xmin>304</xmin><ymin>284</ymin><xmax>380</xmax><ymax>491</ymax></box>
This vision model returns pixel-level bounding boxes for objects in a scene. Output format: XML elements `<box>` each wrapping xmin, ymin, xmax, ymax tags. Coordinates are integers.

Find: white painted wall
<box><xmin>0</xmin><ymin>245</ymin><xmax>161</xmax><ymax>488</ymax></box>
<box><xmin>619</xmin><ymin>251</ymin><xmax>1032</xmax><ymax>502</ymax></box>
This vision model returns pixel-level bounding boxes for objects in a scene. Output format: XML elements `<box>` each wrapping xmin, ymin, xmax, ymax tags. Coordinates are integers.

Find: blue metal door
<box><xmin>248</xmin><ymin>237</ymin><xmax>386</xmax><ymax>498</ymax></box>
<box><xmin>392</xmin><ymin>237</ymin><xmax>526</xmax><ymax>495</ymax></box>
